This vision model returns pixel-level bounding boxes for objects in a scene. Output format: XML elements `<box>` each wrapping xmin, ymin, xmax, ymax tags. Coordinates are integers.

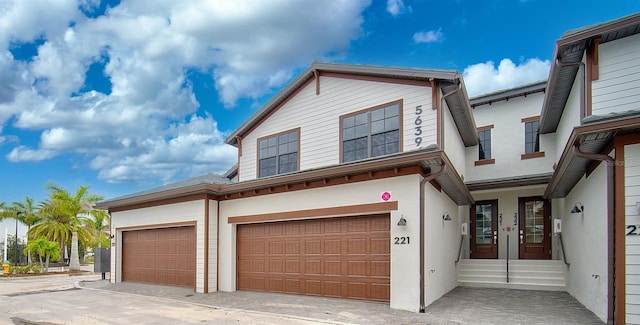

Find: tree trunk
<box><xmin>69</xmin><ymin>231</ymin><xmax>80</xmax><ymax>271</ymax></box>
<box><xmin>44</xmin><ymin>254</ymin><xmax>49</xmax><ymax>273</ymax></box>
<box><xmin>38</xmin><ymin>254</ymin><xmax>44</xmax><ymax>270</ymax></box>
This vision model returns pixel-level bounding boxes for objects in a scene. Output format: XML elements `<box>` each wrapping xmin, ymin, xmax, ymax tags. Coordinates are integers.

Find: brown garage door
<box><xmin>237</xmin><ymin>214</ymin><xmax>390</xmax><ymax>302</ymax></box>
<box><xmin>122</xmin><ymin>226</ymin><xmax>196</xmax><ymax>288</ymax></box>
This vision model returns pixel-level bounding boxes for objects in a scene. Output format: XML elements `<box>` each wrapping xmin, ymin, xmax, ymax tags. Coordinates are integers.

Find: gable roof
<box><xmin>540</xmin><ymin>13</ymin><xmax>640</xmax><ymax>134</ymax></box>
<box><xmin>470</xmin><ymin>80</ymin><xmax>547</xmax><ymax>108</ymax></box>
<box><xmin>225</xmin><ymin>61</ymin><xmax>478</xmax><ymax>147</ymax></box>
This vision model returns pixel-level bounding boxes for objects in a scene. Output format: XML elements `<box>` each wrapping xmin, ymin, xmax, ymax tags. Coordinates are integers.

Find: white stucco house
<box><xmin>95</xmin><ymin>13</ymin><xmax>640</xmax><ymax>324</ymax></box>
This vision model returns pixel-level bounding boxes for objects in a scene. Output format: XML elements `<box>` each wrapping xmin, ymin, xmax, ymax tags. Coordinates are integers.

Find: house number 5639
<box><xmin>394</xmin><ymin>236</ymin><xmax>410</xmax><ymax>244</ymax></box>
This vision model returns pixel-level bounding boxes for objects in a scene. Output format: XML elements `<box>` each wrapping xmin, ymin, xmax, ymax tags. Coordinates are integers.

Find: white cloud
<box><xmin>413</xmin><ymin>29</ymin><xmax>444</xmax><ymax>43</ymax></box>
<box><xmin>463</xmin><ymin>58</ymin><xmax>551</xmax><ymax>97</ymax></box>
<box><xmin>0</xmin><ymin>0</ymin><xmax>372</xmax><ymax>185</ymax></box>
<box><xmin>386</xmin><ymin>0</ymin><xmax>410</xmax><ymax>16</ymax></box>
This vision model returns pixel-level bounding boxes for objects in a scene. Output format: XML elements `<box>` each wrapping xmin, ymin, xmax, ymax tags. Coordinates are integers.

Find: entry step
<box><xmin>457</xmin><ymin>259</ymin><xmax>566</xmax><ymax>291</ymax></box>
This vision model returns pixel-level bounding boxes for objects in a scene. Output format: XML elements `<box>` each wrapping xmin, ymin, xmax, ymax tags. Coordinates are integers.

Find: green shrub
<box><xmin>12</xmin><ymin>264</ymin><xmax>42</xmax><ymax>274</ymax></box>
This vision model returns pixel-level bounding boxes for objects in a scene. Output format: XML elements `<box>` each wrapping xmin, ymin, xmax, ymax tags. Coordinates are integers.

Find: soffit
<box><xmin>225</xmin><ymin>61</ymin><xmax>478</xmax><ymax>147</ymax></box>
<box><xmin>545</xmin><ymin>115</ymin><xmax>640</xmax><ymax>198</ymax></box>
<box><xmin>540</xmin><ymin>13</ymin><xmax>640</xmax><ymax>134</ymax></box>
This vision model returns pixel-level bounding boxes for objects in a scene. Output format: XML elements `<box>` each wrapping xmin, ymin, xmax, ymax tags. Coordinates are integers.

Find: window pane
<box><xmin>288</xmin><ymin>142</ymin><xmax>297</xmax><ymax>153</ymax></box>
<box><xmin>343</xmin><ymin>127</ymin><xmax>355</xmax><ymax>140</ymax></box>
<box><xmin>343</xmin><ymin>116</ymin><xmax>355</xmax><ymax>128</ymax></box>
<box><xmin>355</xmin><ymin>137</ymin><xmax>368</xmax><ymax>150</ymax></box>
<box><xmin>259</xmin><ymin>139</ymin><xmax>268</xmax><ymax>149</ymax></box>
<box><xmin>371</xmin><ymin>108</ymin><xmax>384</xmax><ymax>121</ymax></box>
<box><xmin>385</xmin><ymin>116</ymin><xmax>399</xmax><ymax>131</ymax></box>
<box><xmin>385</xmin><ymin>104</ymin><xmax>399</xmax><ymax>117</ymax></box>
<box><xmin>268</xmin><ymin>137</ymin><xmax>277</xmax><ymax>147</ymax></box>
<box><xmin>355</xmin><ymin>124</ymin><xmax>368</xmax><ymax>138</ymax></box>
<box><xmin>371</xmin><ymin>120</ymin><xmax>385</xmax><ymax>134</ymax></box>
<box><xmin>344</xmin><ymin>151</ymin><xmax>355</xmax><ymax>162</ymax></box>
<box><xmin>259</xmin><ymin>157</ymin><xmax>277</xmax><ymax>177</ymax></box>
<box><xmin>355</xmin><ymin>148</ymin><xmax>368</xmax><ymax>160</ymax></box>
<box><xmin>355</xmin><ymin>112</ymin><xmax>368</xmax><ymax>125</ymax></box>
<box><xmin>475</xmin><ymin>204</ymin><xmax>493</xmax><ymax>244</ymax></box>
<box><xmin>267</xmin><ymin>147</ymin><xmax>277</xmax><ymax>157</ymax></box>
<box><xmin>279</xmin><ymin>143</ymin><xmax>288</xmax><ymax>154</ymax></box>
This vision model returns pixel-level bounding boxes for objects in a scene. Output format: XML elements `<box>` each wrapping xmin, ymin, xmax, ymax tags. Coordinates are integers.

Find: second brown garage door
<box><xmin>237</xmin><ymin>214</ymin><xmax>390</xmax><ymax>302</ymax></box>
<box><xmin>122</xmin><ymin>226</ymin><xmax>196</xmax><ymax>288</ymax></box>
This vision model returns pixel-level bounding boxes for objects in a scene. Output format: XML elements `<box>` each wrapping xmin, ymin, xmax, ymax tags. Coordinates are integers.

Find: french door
<box><xmin>518</xmin><ymin>197</ymin><xmax>551</xmax><ymax>259</ymax></box>
<box><xmin>470</xmin><ymin>200</ymin><xmax>498</xmax><ymax>259</ymax></box>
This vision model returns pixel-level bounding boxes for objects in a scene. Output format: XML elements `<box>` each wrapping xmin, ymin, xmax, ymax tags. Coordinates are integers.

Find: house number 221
<box><xmin>394</xmin><ymin>236</ymin><xmax>410</xmax><ymax>244</ymax></box>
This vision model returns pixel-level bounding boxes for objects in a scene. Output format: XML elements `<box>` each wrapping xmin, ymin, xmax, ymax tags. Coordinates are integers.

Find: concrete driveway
<box><xmin>1</xmin><ymin>274</ymin><xmax>604</xmax><ymax>324</ymax></box>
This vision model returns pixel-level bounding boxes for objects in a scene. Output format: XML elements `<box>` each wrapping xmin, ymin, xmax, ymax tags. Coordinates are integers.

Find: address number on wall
<box><xmin>393</xmin><ymin>236</ymin><xmax>410</xmax><ymax>244</ymax></box>
<box><xmin>627</xmin><ymin>225</ymin><xmax>640</xmax><ymax>236</ymax></box>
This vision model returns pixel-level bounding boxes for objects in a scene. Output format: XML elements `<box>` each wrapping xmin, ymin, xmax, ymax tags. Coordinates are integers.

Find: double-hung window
<box><xmin>475</xmin><ymin>125</ymin><xmax>495</xmax><ymax>166</ymax></box>
<box><xmin>478</xmin><ymin>129</ymin><xmax>492</xmax><ymax>160</ymax></box>
<box><xmin>521</xmin><ymin>116</ymin><xmax>544</xmax><ymax>159</ymax></box>
<box><xmin>341</xmin><ymin>101</ymin><xmax>401</xmax><ymax>163</ymax></box>
<box><xmin>524</xmin><ymin>120</ymin><xmax>540</xmax><ymax>154</ymax></box>
<box><xmin>258</xmin><ymin>129</ymin><xmax>299</xmax><ymax>178</ymax></box>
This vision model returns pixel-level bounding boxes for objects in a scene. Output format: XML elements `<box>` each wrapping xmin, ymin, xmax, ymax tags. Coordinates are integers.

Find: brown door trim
<box><xmin>470</xmin><ymin>200</ymin><xmax>498</xmax><ymax>259</ymax></box>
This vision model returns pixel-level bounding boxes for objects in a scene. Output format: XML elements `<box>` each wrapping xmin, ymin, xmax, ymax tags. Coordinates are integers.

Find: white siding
<box><xmin>219</xmin><ymin>175</ymin><xmax>423</xmax><ymax>312</ymax></box>
<box><xmin>627</xmin><ymin>144</ymin><xmax>640</xmax><ymax>324</ymax></box>
<box><xmin>109</xmin><ymin>200</ymin><xmax>207</xmax><ymax>293</ymax></box>
<box><xmin>593</xmin><ymin>34</ymin><xmax>640</xmax><ymax>116</ymax></box>
<box><xmin>238</xmin><ymin>77</ymin><xmax>434</xmax><ymax>181</ymax></box>
<box><xmin>443</xmin><ymin>101</ymin><xmax>466</xmax><ymax>178</ymax></box>
<box><xmin>562</xmin><ymin>160</ymin><xmax>608</xmax><ymax>322</ymax></box>
<box><xmin>465</xmin><ymin>92</ymin><xmax>554</xmax><ymax>182</ymax></box>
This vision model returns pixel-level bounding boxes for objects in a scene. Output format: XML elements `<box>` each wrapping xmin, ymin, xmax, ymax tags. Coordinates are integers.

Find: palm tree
<box><xmin>85</xmin><ymin>209</ymin><xmax>110</xmax><ymax>249</ymax></box>
<box><xmin>12</xmin><ymin>197</ymin><xmax>42</xmax><ymax>264</ymax></box>
<box><xmin>35</xmin><ymin>183</ymin><xmax>103</xmax><ymax>271</ymax></box>
<box><xmin>24</xmin><ymin>236</ymin><xmax>60</xmax><ymax>272</ymax></box>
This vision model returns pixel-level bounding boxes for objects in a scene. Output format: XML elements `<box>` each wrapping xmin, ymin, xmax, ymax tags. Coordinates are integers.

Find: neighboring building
<box><xmin>95</xmin><ymin>13</ymin><xmax>640</xmax><ymax>324</ymax></box>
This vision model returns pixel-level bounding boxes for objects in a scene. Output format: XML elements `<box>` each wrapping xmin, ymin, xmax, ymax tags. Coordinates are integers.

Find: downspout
<box><xmin>556</xmin><ymin>59</ymin><xmax>586</xmax><ymax>120</ymax></box>
<box><xmin>572</xmin><ymin>144</ymin><xmax>615</xmax><ymax>325</ymax></box>
<box><xmin>419</xmin><ymin>163</ymin><xmax>447</xmax><ymax>313</ymax></box>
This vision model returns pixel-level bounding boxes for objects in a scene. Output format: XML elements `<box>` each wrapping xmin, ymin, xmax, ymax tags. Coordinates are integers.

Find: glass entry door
<box><xmin>518</xmin><ymin>197</ymin><xmax>551</xmax><ymax>259</ymax></box>
<box><xmin>470</xmin><ymin>200</ymin><xmax>498</xmax><ymax>259</ymax></box>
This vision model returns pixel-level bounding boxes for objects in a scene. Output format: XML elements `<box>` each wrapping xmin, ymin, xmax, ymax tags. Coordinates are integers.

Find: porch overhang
<box><xmin>545</xmin><ymin>114</ymin><xmax>640</xmax><ymax>199</ymax></box>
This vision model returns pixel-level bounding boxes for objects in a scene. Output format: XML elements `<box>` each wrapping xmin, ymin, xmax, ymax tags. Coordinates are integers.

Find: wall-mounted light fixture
<box><xmin>442</xmin><ymin>213</ymin><xmax>451</xmax><ymax>221</ymax></box>
<box><xmin>571</xmin><ymin>202</ymin><xmax>584</xmax><ymax>214</ymax></box>
<box><xmin>397</xmin><ymin>215</ymin><xmax>407</xmax><ymax>226</ymax></box>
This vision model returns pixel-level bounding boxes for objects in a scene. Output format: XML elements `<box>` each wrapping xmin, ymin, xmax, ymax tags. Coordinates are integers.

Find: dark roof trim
<box><xmin>540</xmin><ymin>13</ymin><xmax>640</xmax><ymax>134</ymax></box>
<box><xmin>544</xmin><ymin>115</ymin><xmax>640</xmax><ymax>198</ymax></box>
<box><xmin>96</xmin><ymin>148</ymin><xmax>475</xmax><ymax>210</ymax></box>
<box><xmin>470</xmin><ymin>81</ymin><xmax>547</xmax><ymax>108</ymax></box>
<box><xmin>225</xmin><ymin>61</ymin><xmax>477</xmax><ymax>147</ymax></box>
<box><xmin>466</xmin><ymin>173</ymin><xmax>552</xmax><ymax>192</ymax></box>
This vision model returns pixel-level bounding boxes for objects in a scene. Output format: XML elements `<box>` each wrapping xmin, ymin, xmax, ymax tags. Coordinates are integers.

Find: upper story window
<box><xmin>478</xmin><ymin>129</ymin><xmax>491</xmax><ymax>160</ymax></box>
<box><xmin>524</xmin><ymin>120</ymin><xmax>540</xmax><ymax>153</ymax></box>
<box><xmin>258</xmin><ymin>129</ymin><xmax>299</xmax><ymax>178</ymax></box>
<box><xmin>521</xmin><ymin>116</ymin><xmax>544</xmax><ymax>160</ymax></box>
<box><xmin>341</xmin><ymin>101</ymin><xmax>401</xmax><ymax>163</ymax></box>
<box><xmin>475</xmin><ymin>125</ymin><xmax>495</xmax><ymax>166</ymax></box>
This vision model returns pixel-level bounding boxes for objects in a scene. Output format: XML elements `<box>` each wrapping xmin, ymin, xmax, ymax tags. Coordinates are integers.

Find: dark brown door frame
<box><xmin>470</xmin><ymin>200</ymin><xmax>498</xmax><ymax>259</ymax></box>
<box><xmin>518</xmin><ymin>196</ymin><xmax>551</xmax><ymax>260</ymax></box>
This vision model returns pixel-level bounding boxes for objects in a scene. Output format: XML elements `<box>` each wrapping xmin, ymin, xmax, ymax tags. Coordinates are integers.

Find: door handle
<box><xmin>520</xmin><ymin>235</ymin><xmax>523</xmax><ymax>244</ymax></box>
<box><xmin>493</xmin><ymin>235</ymin><xmax>497</xmax><ymax>245</ymax></box>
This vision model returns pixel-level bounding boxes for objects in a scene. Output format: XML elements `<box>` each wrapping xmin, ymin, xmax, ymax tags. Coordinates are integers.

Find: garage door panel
<box><xmin>237</xmin><ymin>214</ymin><xmax>390</xmax><ymax>302</ymax></box>
<box><xmin>122</xmin><ymin>226</ymin><xmax>196</xmax><ymax>288</ymax></box>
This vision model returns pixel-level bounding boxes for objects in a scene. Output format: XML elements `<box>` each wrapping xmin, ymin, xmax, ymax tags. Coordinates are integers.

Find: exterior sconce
<box><xmin>571</xmin><ymin>202</ymin><xmax>584</xmax><ymax>214</ymax></box>
<box><xmin>442</xmin><ymin>213</ymin><xmax>451</xmax><ymax>221</ymax></box>
<box><xmin>397</xmin><ymin>215</ymin><xmax>407</xmax><ymax>226</ymax></box>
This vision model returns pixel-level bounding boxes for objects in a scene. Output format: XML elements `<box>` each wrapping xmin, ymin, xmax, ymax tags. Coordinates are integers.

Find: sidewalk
<box><xmin>80</xmin><ymin>280</ymin><xmax>604</xmax><ymax>325</ymax></box>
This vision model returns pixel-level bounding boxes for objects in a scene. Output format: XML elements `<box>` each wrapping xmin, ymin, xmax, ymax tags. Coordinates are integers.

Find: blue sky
<box><xmin>0</xmin><ymin>0</ymin><xmax>638</xmax><ymax>234</ymax></box>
